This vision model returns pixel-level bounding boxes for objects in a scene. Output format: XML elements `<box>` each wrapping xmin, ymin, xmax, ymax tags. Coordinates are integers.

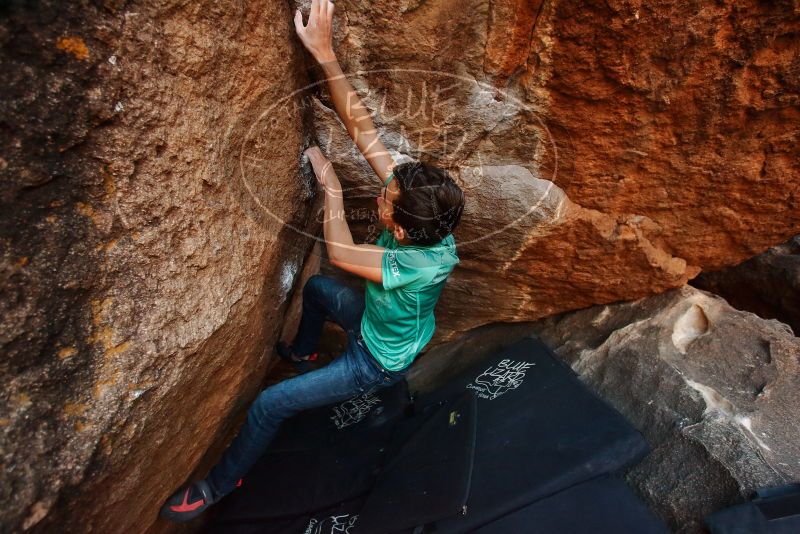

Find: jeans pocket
<box><xmin>353</xmin><ymin>352</ymin><xmax>382</xmax><ymax>395</ymax></box>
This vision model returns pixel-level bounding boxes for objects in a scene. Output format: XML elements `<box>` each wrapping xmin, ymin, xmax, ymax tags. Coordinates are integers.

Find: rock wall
<box><xmin>2</xmin><ymin>0</ymin><xmax>799</xmax><ymax>532</ymax></box>
<box><xmin>1</xmin><ymin>1</ymin><xmax>319</xmax><ymax>532</ymax></box>
<box><xmin>307</xmin><ymin>0</ymin><xmax>800</xmax><ymax>344</ymax></box>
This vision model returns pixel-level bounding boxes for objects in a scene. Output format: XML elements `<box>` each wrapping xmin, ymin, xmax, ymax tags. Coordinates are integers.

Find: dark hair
<box><xmin>391</xmin><ymin>161</ymin><xmax>465</xmax><ymax>246</ymax></box>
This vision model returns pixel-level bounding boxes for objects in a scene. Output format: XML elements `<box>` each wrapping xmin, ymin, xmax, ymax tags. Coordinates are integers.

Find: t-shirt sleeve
<box><xmin>381</xmin><ymin>248</ymin><xmax>429</xmax><ymax>291</ymax></box>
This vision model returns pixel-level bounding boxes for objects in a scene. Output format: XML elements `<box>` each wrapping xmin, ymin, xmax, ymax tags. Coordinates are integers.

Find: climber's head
<box><xmin>376</xmin><ymin>161</ymin><xmax>465</xmax><ymax>246</ymax></box>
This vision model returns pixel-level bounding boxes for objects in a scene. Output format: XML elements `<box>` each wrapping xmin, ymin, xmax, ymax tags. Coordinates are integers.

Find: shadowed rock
<box><xmin>693</xmin><ymin>235</ymin><xmax>800</xmax><ymax>336</ymax></box>
<box><xmin>1</xmin><ymin>1</ymin><xmax>319</xmax><ymax>532</ymax></box>
<box><xmin>530</xmin><ymin>286</ymin><xmax>800</xmax><ymax>533</ymax></box>
<box><xmin>409</xmin><ymin>286</ymin><xmax>800</xmax><ymax>533</ymax></box>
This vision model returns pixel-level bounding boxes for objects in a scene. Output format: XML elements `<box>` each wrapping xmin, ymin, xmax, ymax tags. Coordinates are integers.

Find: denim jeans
<box><xmin>208</xmin><ymin>274</ymin><xmax>408</xmax><ymax>496</ymax></box>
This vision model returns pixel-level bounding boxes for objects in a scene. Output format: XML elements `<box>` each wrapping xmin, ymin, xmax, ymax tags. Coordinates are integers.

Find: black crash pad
<box><xmin>473</xmin><ymin>475</ymin><xmax>669</xmax><ymax>534</ymax></box>
<box><xmin>210</xmin><ymin>380</ymin><xmax>412</xmax><ymax>523</ymax></box>
<box><xmin>417</xmin><ymin>335</ymin><xmax>650</xmax><ymax>533</ymax></box>
<box><xmin>269</xmin><ymin>378</ymin><xmax>411</xmax><ymax>452</ymax></box>
<box><xmin>355</xmin><ymin>391</ymin><xmax>478</xmax><ymax>533</ymax></box>
<box><xmin>206</xmin><ymin>496</ymin><xmax>365</xmax><ymax>534</ymax></box>
<box><xmin>208</xmin><ymin>336</ymin><xmax>651</xmax><ymax>533</ymax></box>
<box><xmin>706</xmin><ymin>483</ymin><xmax>800</xmax><ymax>534</ymax></box>
<box><xmin>208</xmin><ymin>390</ymin><xmax>477</xmax><ymax>534</ymax></box>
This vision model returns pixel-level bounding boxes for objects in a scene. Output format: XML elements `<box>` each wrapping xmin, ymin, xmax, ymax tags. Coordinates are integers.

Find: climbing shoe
<box><xmin>276</xmin><ymin>340</ymin><xmax>318</xmax><ymax>373</ymax></box>
<box><xmin>159</xmin><ymin>479</ymin><xmax>227</xmax><ymax>523</ymax></box>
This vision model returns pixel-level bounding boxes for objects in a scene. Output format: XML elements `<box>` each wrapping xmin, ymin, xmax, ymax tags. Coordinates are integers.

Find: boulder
<box><xmin>1</xmin><ymin>2</ymin><xmax>319</xmax><ymax>532</ymax></box>
<box><xmin>529</xmin><ymin>286</ymin><xmax>800</xmax><ymax>533</ymax></box>
<box><xmin>302</xmin><ymin>0</ymin><xmax>800</xmax><ymax>345</ymax></box>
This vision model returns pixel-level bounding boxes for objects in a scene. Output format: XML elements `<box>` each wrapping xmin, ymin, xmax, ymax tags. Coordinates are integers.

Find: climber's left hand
<box><xmin>294</xmin><ymin>0</ymin><xmax>336</xmax><ymax>64</ymax></box>
<box><xmin>305</xmin><ymin>146</ymin><xmax>342</xmax><ymax>196</ymax></box>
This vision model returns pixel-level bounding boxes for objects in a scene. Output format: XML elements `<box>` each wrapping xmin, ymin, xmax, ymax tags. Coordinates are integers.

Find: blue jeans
<box><xmin>208</xmin><ymin>274</ymin><xmax>407</xmax><ymax>496</ymax></box>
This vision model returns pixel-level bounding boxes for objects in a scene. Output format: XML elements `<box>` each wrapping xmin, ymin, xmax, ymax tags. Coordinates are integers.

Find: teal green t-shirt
<box><xmin>360</xmin><ymin>227</ymin><xmax>460</xmax><ymax>371</ymax></box>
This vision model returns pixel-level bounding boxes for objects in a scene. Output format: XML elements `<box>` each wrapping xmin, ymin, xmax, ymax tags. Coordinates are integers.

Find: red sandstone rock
<box><xmin>1</xmin><ymin>2</ymin><xmax>318</xmax><ymax>533</ymax></box>
<box><xmin>1</xmin><ymin>0</ymin><xmax>799</xmax><ymax>532</ymax></box>
<box><xmin>306</xmin><ymin>0</ymin><xmax>799</xmax><ymax>346</ymax></box>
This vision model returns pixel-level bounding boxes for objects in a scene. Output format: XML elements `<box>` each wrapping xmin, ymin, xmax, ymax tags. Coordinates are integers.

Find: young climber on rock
<box><xmin>159</xmin><ymin>0</ymin><xmax>465</xmax><ymax>522</ymax></box>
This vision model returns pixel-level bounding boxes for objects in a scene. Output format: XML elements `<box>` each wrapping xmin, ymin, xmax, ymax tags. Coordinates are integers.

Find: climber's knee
<box><xmin>248</xmin><ymin>386</ymin><xmax>295</xmax><ymax>428</ymax></box>
<box><xmin>303</xmin><ymin>274</ymin><xmax>326</xmax><ymax>300</ymax></box>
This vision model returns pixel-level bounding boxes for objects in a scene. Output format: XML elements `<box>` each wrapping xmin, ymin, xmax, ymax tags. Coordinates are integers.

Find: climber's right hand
<box><xmin>305</xmin><ymin>146</ymin><xmax>342</xmax><ymax>196</ymax></box>
<box><xmin>294</xmin><ymin>0</ymin><xmax>337</xmax><ymax>64</ymax></box>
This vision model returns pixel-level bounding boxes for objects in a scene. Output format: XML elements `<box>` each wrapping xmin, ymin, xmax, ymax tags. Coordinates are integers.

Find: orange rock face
<box><xmin>524</xmin><ymin>0</ymin><xmax>800</xmax><ymax>270</ymax></box>
<box><xmin>1</xmin><ymin>0</ymin><xmax>798</xmax><ymax>532</ymax></box>
<box><xmin>310</xmin><ymin>0</ymin><xmax>800</xmax><ymax>344</ymax></box>
<box><xmin>2</xmin><ymin>2</ymin><xmax>319</xmax><ymax>533</ymax></box>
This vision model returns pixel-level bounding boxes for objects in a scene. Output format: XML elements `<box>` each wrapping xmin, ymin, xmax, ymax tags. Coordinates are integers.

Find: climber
<box><xmin>159</xmin><ymin>0</ymin><xmax>465</xmax><ymax>522</ymax></box>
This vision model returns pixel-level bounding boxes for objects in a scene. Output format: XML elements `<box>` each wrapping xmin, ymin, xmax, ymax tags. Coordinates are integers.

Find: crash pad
<box><xmin>355</xmin><ymin>391</ymin><xmax>478</xmax><ymax>533</ymax></box>
<box><xmin>208</xmin><ymin>336</ymin><xmax>651</xmax><ymax>533</ymax></box>
<box><xmin>705</xmin><ymin>483</ymin><xmax>800</xmax><ymax>534</ymax></box>
<box><xmin>210</xmin><ymin>380</ymin><xmax>411</xmax><ymax>523</ymax></box>
<box><xmin>472</xmin><ymin>475</ymin><xmax>669</xmax><ymax>534</ymax></box>
<box><xmin>417</xmin><ymin>335</ymin><xmax>650</xmax><ymax>532</ymax></box>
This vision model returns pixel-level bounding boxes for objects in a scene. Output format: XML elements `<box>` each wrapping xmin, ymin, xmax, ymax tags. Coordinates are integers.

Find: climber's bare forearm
<box><xmin>303</xmin><ymin>146</ymin><xmax>375</xmax><ymax>269</ymax></box>
<box><xmin>322</xmin><ymin>188</ymin><xmax>383</xmax><ymax>282</ymax></box>
<box><xmin>319</xmin><ymin>58</ymin><xmax>395</xmax><ymax>184</ymax></box>
<box><xmin>322</xmin><ymin>187</ymin><xmax>355</xmax><ymax>263</ymax></box>
<box><xmin>294</xmin><ymin>0</ymin><xmax>394</xmax><ymax>183</ymax></box>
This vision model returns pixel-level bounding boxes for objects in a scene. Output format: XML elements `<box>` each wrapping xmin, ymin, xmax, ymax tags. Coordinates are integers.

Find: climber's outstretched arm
<box><xmin>305</xmin><ymin>146</ymin><xmax>384</xmax><ymax>284</ymax></box>
<box><xmin>294</xmin><ymin>0</ymin><xmax>396</xmax><ymax>186</ymax></box>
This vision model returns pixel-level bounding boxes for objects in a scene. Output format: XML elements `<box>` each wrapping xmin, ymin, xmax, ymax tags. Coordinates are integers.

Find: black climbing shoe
<box><xmin>159</xmin><ymin>479</ymin><xmax>219</xmax><ymax>523</ymax></box>
<box><xmin>159</xmin><ymin>478</ymin><xmax>242</xmax><ymax>523</ymax></box>
<box><xmin>275</xmin><ymin>340</ymin><xmax>318</xmax><ymax>373</ymax></box>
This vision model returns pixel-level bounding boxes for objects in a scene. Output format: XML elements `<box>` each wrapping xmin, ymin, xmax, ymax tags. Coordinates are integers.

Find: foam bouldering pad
<box><xmin>205</xmin><ymin>496</ymin><xmax>365</xmax><ymax>534</ymax></box>
<box><xmin>209</xmin><ymin>336</ymin><xmax>651</xmax><ymax>533</ymax></box>
<box><xmin>417</xmin><ymin>335</ymin><xmax>650</xmax><ymax>533</ymax></box>
<box><xmin>205</xmin><ymin>495</ymin><xmax>419</xmax><ymax>534</ymax></box>
<box><xmin>472</xmin><ymin>476</ymin><xmax>669</xmax><ymax>533</ymax></box>
<box><xmin>210</xmin><ymin>380</ymin><xmax>411</xmax><ymax>522</ymax></box>
<box><xmin>705</xmin><ymin>483</ymin><xmax>800</xmax><ymax>534</ymax></box>
<box><xmin>269</xmin><ymin>379</ymin><xmax>411</xmax><ymax>452</ymax></box>
<box><xmin>355</xmin><ymin>391</ymin><xmax>478</xmax><ymax>533</ymax></box>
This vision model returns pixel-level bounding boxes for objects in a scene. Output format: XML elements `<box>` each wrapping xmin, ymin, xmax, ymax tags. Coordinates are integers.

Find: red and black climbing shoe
<box><xmin>159</xmin><ymin>479</ymin><xmax>219</xmax><ymax>523</ymax></box>
<box><xmin>276</xmin><ymin>340</ymin><xmax>318</xmax><ymax>373</ymax></box>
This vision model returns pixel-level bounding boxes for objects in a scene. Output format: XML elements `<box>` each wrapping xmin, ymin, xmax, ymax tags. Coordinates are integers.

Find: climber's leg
<box><xmin>290</xmin><ymin>274</ymin><xmax>366</xmax><ymax>358</ymax></box>
<box><xmin>159</xmin><ymin>276</ymin><xmax>379</xmax><ymax>523</ymax></box>
<box><xmin>206</xmin><ymin>330</ymin><xmax>387</xmax><ymax>498</ymax></box>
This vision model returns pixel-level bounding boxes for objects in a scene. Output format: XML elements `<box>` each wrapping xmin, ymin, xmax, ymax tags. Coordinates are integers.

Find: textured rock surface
<box><xmin>530</xmin><ymin>286</ymin><xmax>800</xmax><ymax>533</ymax></box>
<box><xmin>2</xmin><ymin>0</ymin><xmax>799</xmax><ymax>532</ymax></box>
<box><xmin>693</xmin><ymin>235</ymin><xmax>800</xmax><ymax>336</ymax></box>
<box><xmin>0</xmin><ymin>2</ymin><xmax>320</xmax><ymax>532</ymax></box>
<box><xmin>409</xmin><ymin>287</ymin><xmax>800</xmax><ymax>533</ymax></box>
<box><xmin>304</xmin><ymin>0</ymin><xmax>800</xmax><ymax>346</ymax></box>
<box><xmin>315</xmin><ymin>94</ymin><xmax>694</xmax><ymax>337</ymax></box>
